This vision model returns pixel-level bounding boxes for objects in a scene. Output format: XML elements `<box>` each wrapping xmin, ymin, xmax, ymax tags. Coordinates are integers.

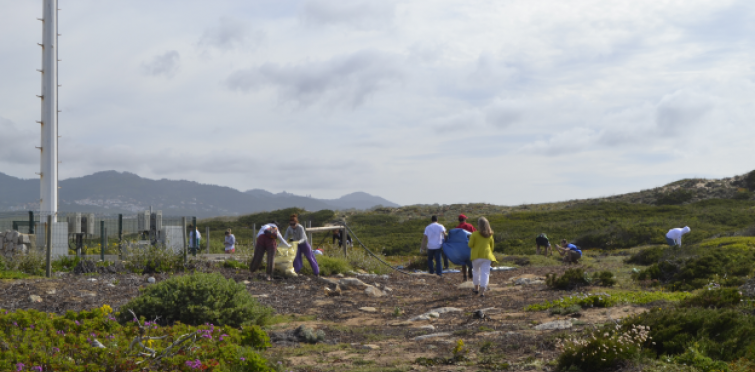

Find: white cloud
<box><xmin>299</xmin><ymin>0</ymin><xmax>398</xmax><ymax>30</ymax></box>
<box><xmin>198</xmin><ymin>16</ymin><xmax>264</xmax><ymax>53</ymax></box>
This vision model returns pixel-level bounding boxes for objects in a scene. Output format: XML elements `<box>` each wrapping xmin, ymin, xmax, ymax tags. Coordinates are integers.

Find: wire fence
<box><xmin>0</xmin><ymin>211</ymin><xmax>198</xmax><ymax>258</ymax></box>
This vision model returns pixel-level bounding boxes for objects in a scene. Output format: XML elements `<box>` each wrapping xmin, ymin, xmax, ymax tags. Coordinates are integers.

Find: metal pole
<box><xmin>118</xmin><ymin>214</ymin><xmax>123</xmax><ymax>259</ymax></box>
<box><xmin>206</xmin><ymin>227</ymin><xmax>210</xmax><ymax>254</ymax></box>
<box><xmin>341</xmin><ymin>227</ymin><xmax>347</xmax><ymax>257</ymax></box>
<box><xmin>192</xmin><ymin>217</ymin><xmax>197</xmax><ymax>256</ymax></box>
<box><xmin>308</xmin><ymin>221</ymin><xmax>312</xmax><ymax>246</ymax></box>
<box><xmin>182</xmin><ymin>217</ymin><xmax>187</xmax><ymax>263</ymax></box>
<box><xmin>45</xmin><ymin>215</ymin><xmax>52</xmax><ymax>278</ymax></box>
<box><xmin>39</xmin><ymin>0</ymin><xmax>59</xmax><ymax>222</ymax></box>
<box><xmin>28</xmin><ymin>211</ymin><xmax>35</xmax><ymax>234</ymax></box>
<box><xmin>100</xmin><ymin>221</ymin><xmax>106</xmax><ymax>261</ymax></box>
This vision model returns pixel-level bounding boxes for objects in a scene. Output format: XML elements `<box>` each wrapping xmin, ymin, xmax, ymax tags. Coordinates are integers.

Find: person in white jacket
<box><xmin>224</xmin><ymin>229</ymin><xmax>236</xmax><ymax>253</ymax></box>
<box><xmin>666</xmin><ymin>226</ymin><xmax>691</xmax><ymax>247</ymax></box>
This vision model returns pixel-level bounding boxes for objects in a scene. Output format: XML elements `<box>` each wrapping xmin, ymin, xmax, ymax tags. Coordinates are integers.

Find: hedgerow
<box><xmin>0</xmin><ymin>306</ymin><xmax>276</xmax><ymax>371</ymax></box>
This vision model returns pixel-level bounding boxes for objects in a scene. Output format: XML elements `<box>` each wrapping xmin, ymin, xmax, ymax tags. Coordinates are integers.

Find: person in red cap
<box><xmin>456</xmin><ymin>214</ymin><xmax>475</xmax><ymax>281</ymax></box>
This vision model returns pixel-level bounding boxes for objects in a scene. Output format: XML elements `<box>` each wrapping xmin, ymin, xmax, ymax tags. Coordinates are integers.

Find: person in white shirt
<box><xmin>422</xmin><ymin>215</ymin><xmax>447</xmax><ymax>277</ymax></box>
<box><xmin>250</xmin><ymin>221</ymin><xmax>291</xmax><ymax>281</ymax></box>
<box><xmin>666</xmin><ymin>226</ymin><xmax>691</xmax><ymax>247</ymax></box>
<box><xmin>188</xmin><ymin>225</ymin><xmax>201</xmax><ymax>249</ymax></box>
<box><xmin>224</xmin><ymin>229</ymin><xmax>236</xmax><ymax>253</ymax></box>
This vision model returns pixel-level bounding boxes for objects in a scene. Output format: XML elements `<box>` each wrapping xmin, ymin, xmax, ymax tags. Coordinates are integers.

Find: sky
<box><xmin>1</xmin><ymin>0</ymin><xmax>754</xmax><ymax>206</ymax></box>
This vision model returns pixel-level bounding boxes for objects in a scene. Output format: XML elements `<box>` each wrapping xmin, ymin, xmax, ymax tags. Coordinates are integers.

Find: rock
<box><xmin>418</xmin><ymin>325</ymin><xmax>436</xmax><ymax>330</ymax></box>
<box><xmin>324</xmin><ymin>285</ymin><xmax>342</xmax><ymax>297</ymax></box>
<box><xmin>364</xmin><ymin>285</ymin><xmax>385</xmax><ymax>297</ymax></box>
<box><xmin>80</xmin><ymin>290</ymin><xmax>97</xmax><ymax>297</ymax></box>
<box><xmin>91</xmin><ymin>339</ymin><xmax>106</xmax><ymax>348</ymax></box>
<box><xmin>339</xmin><ymin>278</ymin><xmax>368</xmax><ymax>290</ymax></box>
<box><xmin>253</xmin><ymin>294</ymin><xmax>269</xmax><ymax>298</ymax></box>
<box><xmin>427</xmin><ymin>312</ymin><xmax>439</xmax><ymax>318</ymax></box>
<box><xmin>383</xmin><ymin>286</ymin><xmax>393</xmax><ymax>292</ymax></box>
<box><xmin>106</xmin><ymin>284</ymin><xmax>116</xmax><ymax>288</ymax></box>
<box><xmin>46</xmin><ymin>289</ymin><xmax>56</xmax><ymax>295</ymax></box>
<box><xmin>147</xmin><ymin>277</ymin><xmax>156</xmax><ymax>284</ymax></box>
<box><xmin>514</xmin><ymin>277</ymin><xmax>545</xmax><ymax>285</ymax></box>
<box><xmin>87</xmin><ymin>278</ymin><xmax>98</xmax><ymax>282</ymax></box>
<box><xmin>284</xmin><ymin>285</ymin><xmax>296</xmax><ymax>290</ymax></box>
<box><xmin>474</xmin><ymin>310</ymin><xmax>486</xmax><ymax>319</ymax></box>
<box><xmin>73</xmin><ymin>260</ymin><xmax>97</xmax><ymax>275</ymax></box>
<box><xmin>336</xmin><ymin>273</ymin><xmax>345</xmax><ymax>278</ymax></box>
<box><xmin>390</xmin><ymin>321</ymin><xmax>414</xmax><ymax>326</ymax></box>
<box><xmin>373</xmin><ymin>283</ymin><xmax>382</xmax><ymax>289</ymax></box>
<box><xmin>29</xmin><ymin>295</ymin><xmax>42</xmax><ymax>303</ymax></box>
<box><xmin>318</xmin><ymin>277</ymin><xmax>340</xmax><ymax>286</ymax></box>
<box><xmin>409</xmin><ymin>314</ymin><xmax>432</xmax><ymax>321</ymax></box>
<box><xmin>17</xmin><ymin>234</ymin><xmax>31</xmax><ymax>245</ymax></box>
<box><xmin>414</xmin><ymin>332</ymin><xmax>452</xmax><ymax>341</ymax></box>
<box><xmin>313</xmin><ymin>300</ymin><xmax>334</xmax><ymax>306</ymax></box>
<box><xmin>362</xmin><ymin>344</ymin><xmax>380</xmax><ymax>350</ymax></box>
<box><xmin>242</xmin><ymin>280</ymin><xmax>251</xmax><ymax>285</ymax></box>
<box><xmin>534</xmin><ymin>320</ymin><xmax>573</xmax><ymax>331</ymax></box>
<box><xmin>345</xmin><ymin>271</ymin><xmax>358</xmax><ymax>276</ymax></box>
<box><xmin>429</xmin><ymin>307</ymin><xmax>462</xmax><ymax>314</ymax></box>
<box><xmin>457</xmin><ymin>281</ymin><xmax>475</xmax><ymax>289</ymax></box>
<box><xmin>380</xmin><ymin>274</ymin><xmax>390</xmax><ymax>280</ymax></box>
<box><xmin>359</xmin><ymin>307</ymin><xmax>378</xmax><ymax>313</ymax></box>
<box><xmin>740</xmin><ymin>279</ymin><xmax>755</xmax><ymax>297</ymax></box>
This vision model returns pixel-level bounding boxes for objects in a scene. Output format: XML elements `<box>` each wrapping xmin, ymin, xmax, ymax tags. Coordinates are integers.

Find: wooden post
<box><xmin>341</xmin><ymin>227</ymin><xmax>347</xmax><ymax>257</ymax></box>
<box><xmin>45</xmin><ymin>215</ymin><xmax>52</xmax><ymax>278</ymax></box>
<box><xmin>182</xmin><ymin>217</ymin><xmax>187</xmax><ymax>263</ymax></box>
<box><xmin>206</xmin><ymin>227</ymin><xmax>210</xmax><ymax>254</ymax></box>
<box><xmin>100</xmin><ymin>221</ymin><xmax>106</xmax><ymax>261</ymax></box>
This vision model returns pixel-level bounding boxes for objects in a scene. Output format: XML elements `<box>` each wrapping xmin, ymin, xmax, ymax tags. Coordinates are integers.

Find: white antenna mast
<box><xmin>39</xmin><ymin>0</ymin><xmax>59</xmax><ymax>221</ymax></box>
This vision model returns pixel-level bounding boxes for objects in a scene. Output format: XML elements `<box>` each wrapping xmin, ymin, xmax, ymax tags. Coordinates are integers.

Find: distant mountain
<box><xmin>0</xmin><ymin>171</ymin><xmax>400</xmax><ymax>218</ymax></box>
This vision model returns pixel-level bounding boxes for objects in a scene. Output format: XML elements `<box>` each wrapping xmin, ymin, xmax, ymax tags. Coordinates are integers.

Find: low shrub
<box><xmin>679</xmin><ymin>288</ymin><xmax>743</xmax><ymax>309</ymax></box>
<box><xmin>672</xmin><ymin>345</ymin><xmax>730</xmax><ymax>372</ymax></box>
<box><xmin>633</xmin><ymin>248</ymin><xmax>755</xmax><ymax>291</ymax></box>
<box><xmin>223</xmin><ymin>259</ymin><xmax>248</xmax><ymax>270</ymax></box>
<box><xmin>299</xmin><ymin>255</ymin><xmax>353</xmax><ymax>276</ymax></box>
<box><xmin>593</xmin><ymin>271</ymin><xmax>616</xmax><ymax>287</ymax></box>
<box><xmin>550</xmin><ymin>305</ymin><xmax>582</xmax><ymax>315</ymax></box>
<box><xmin>556</xmin><ymin>323</ymin><xmax>649</xmax><ymax>371</ymax></box>
<box><xmin>122</xmin><ymin>244</ymin><xmax>185</xmax><ymax>274</ymax></box>
<box><xmin>546</xmin><ymin>269</ymin><xmax>590</xmax><ymax>290</ymax></box>
<box><xmin>0</xmin><ymin>306</ymin><xmax>275</xmax><ymax>371</ymax></box>
<box><xmin>404</xmin><ymin>256</ymin><xmax>427</xmax><ymax>271</ymax></box>
<box><xmin>1</xmin><ymin>249</ymin><xmax>46</xmax><ymax>276</ymax></box>
<box><xmin>117</xmin><ymin>273</ymin><xmax>273</xmax><ymax>327</ymax></box>
<box><xmin>626</xmin><ymin>247</ymin><xmax>666</xmax><ymax>265</ymax></box>
<box><xmin>623</xmin><ymin>307</ymin><xmax>755</xmax><ymax>362</ymax></box>
<box><xmin>526</xmin><ymin>290</ymin><xmax>693</xmax><ymax>311</ymax></box>
<box><xmin>656</xmin><ymin>189</ymin><xmax>695</xmax><ymax>205</ymax></box>
<box><xmin>52</xmin><ymin>255</ymin><xmax>81</xmax><ymax>272</ymax></box>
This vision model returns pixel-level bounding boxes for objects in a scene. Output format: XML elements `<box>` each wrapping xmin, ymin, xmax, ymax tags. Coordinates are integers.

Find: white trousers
<box><xmin>472</xmin><ymin>258</ymin><xmax>492</xmax><ymax>288</ymax></box>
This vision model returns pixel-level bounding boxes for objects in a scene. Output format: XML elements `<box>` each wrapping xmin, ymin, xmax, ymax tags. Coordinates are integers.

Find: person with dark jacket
<box><xmin>535</xmin><ymin>233</ymin><xmax>551</xmax><ymax>256</ymax></box>
<box><xmin>332</xmin><ymin>229</ymin><xmax>352</xmax><ymax>246</ymax></box>
<box><xmin>456</xmin><ymin>214</ymin><xmax>475</xmax><ymax>280</ymax></box>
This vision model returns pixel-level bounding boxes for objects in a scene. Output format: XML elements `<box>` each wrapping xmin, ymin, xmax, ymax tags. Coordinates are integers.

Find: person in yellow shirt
<box><xmin>468</xmin><ymin>216</ymin><xmax>496</xmax><ymax>297</ymax></box>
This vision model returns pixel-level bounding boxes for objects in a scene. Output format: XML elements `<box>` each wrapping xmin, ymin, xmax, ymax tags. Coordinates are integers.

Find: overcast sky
<box><xmin>1</xmin><ymin>0</ymin><xmax>754</xmax><ymax>206</ymax></box>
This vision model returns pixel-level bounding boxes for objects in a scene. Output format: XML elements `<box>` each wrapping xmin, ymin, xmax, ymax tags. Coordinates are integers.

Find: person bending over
<box><xmin>665</xmin><ymin>226</ymin><xmax>691</xmax><ymax>247</ymax></box>
<box><xmin>250</xmin><ymin>221</ymin><xmax>291</xmax><ymax>281</ymax></box>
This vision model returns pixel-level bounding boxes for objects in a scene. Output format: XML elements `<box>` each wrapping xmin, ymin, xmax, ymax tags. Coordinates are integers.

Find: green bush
<box><xmin>634</xmin><ymin>248</ymin><xmax>755</xmax><ymax>291</ymax></box>
<box><xmin>0</xmin><ymin>307</ymin><xmax>274</xmax><ymax>371</ymax></box>
<box><xmin>623</xmin><ymin>307</ymin><xmax>755</xmax><ymax>362</ymax></box>
<box><xmin>52</xmin><ymin>255</ymin><xmax>81</xmax><ymax>272</ymax></box>
<box><xmin>526</xmin><ymin>290</ymin><xmax>693</xmax><ymax>311</ymax></box>
<box><xmin>627</xmin><ymin>247</ymin><xmax>666</xmax><ymax>265</ymax></box>
<box><xmin>123</xmin><ymin>244</ymin><xmax>185</xmax><ymax>274</ymax></box>
<box><xmin>656</xmin><ymin>189</ymin><xmax>695</xmax><ymax>205</ymax></box>
<box><xmin>672</xmin><ymin>345</ymin><xmax>730</xmax><ymax>372</ymax></box>
<box><xmin>223</xmin><ymin>259</ymin><xmax>248</xmax><ymax>270</ymax></box>
<box><xmin>117</xmin><ymin>273</ymin><xmax>273</xmax><ymax>327</ymax></box>
<box><xmin>593</xmin><ymin>271</ymin><xmax>616</xmax><ymax>287</ymax></box>
<box><xmin>299</xmin><ymin>255</ymin><xmax>353</xmax><ymax>276</ymax></box>
<box><xmin>746</xmin><ymin>170</ymin><xmax>755</xmax><ymax>191</ymax></box>
<box><xmin>679</xmin><ymin>288</ymin><xmax>743</xmax><ymax>309</ymax></box>
<box><xmin>546</xmin><ymin>269</ymin><xmax>590</xmax><ymax>290</ymax></box>
<box><xmin>550</xmin><ymin>305</ymin><xmax>582</xmax><ymax>315</ymax></box>
<box><xmin>556</xmin><ymin>324</ymin><xmax>648</xmax><ymax>371</ymax></box>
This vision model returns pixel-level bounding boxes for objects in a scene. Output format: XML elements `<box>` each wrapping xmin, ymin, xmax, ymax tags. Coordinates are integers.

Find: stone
<box><xmin>414</xmin><ymin>332</ymin><xmax>452</xmax><ymax>341</ymax></box>
<box><xmin>241</xmin><ymin>280</ymin><xmax>251</xmax><ymax>285</ymax></box>
<box><xmin>147</xmin><ymin>277</ymin><xmax>156</xmax><ymax>284</ymax></box>
<box><xmin>380</xmin><ymin>274</ymin><xmax>390</xmax><ymax>280</ymax></box>
<box><xmin>253</xmin><ymin>294</ymin><xmax>269</xmax><ymax>298</ymax></box>
<box><xmin>383</xmin><ymin>286</ymin><xmax>393</xmax><ymax>292</ymax></box>
<box><xmin>29</xmin><ymin>295</ymin><xmax>42</xmax><ymax>303</ymax></box>
<box><xmin>409</xmin><ymin>314</ymin><xmax>432</xmax><ymax>321</ymax></box>
<box><xmin>46</xmin><ymin>289</ymin><xmax>56</xmax><ymax>295</ymax></box>
<box><xmin>364</xmin><ymin>285</ymin><xmax>385</xmax><ymax>297</ymax></box>
<box><xmin>87</xmin><ymin>278</ymin><xmax>98</xmax><ymax>282</ymax></box>
<box><xmin>345</xmin><ymin>271</ymin><xmax>358</xmax><ymax>276</ymax></box>
<box><xmin>359</xmin><ymin>307</ymin><xmax>378</xmax><ymax>313</ymax></box>
<box><xmin>318</xmin><ymin>277</ymin><xmax>340</xmax><ymax>286</ymax></box>
<box><xmin>16</xmin><ymin>244</ymin><xmax>28</xmax><ymax>254</ymax></box>
<box><xmin>324</xmin><ymin>285</ymin><xmax>342</xmax><ymax>297</ymax></box>
<box><xmin>339</xmin><ymin>278</ymin><xmax>368</xmax><ymax>290</ymax></box>
<box><xmin>390</xmin><ymin>321</ymin><xmax>414</xmax><ymax>326</ymax></box>
<box><xmin>80</xmin><ymin>290</ymin><xmax>97</xmax><ymax>297</ymax></box>
<box><xmin>428</xmin><ymin>312</ymin><xmax>440</xmax><ymax>318</ymax></box>
<box><xmin>18</xmin><ymin>234</ymin><xmax>31</xmax><ymax>245</ymax></box>
<box><xmin>534</xmin><ymin>320</ymin><xmax>573</xmax><ymax>331</ymax></box>
<box><xmin>429</xmin><ymin>307</ymin><xmax>462</xmax><ymax>314</ymax></box>
<box><xmin>284</xmin><ymin>285</ymin><xmax>296</xmax><ymax>290</ymax></box>
<box><xmin>418</xmin><ymin>325</ymin><xmax>436</xmax><ymax>330</ymax></box>
<box><xmin>107</xmin><ymin>284</ymin><xmax>116</xmax><ymax>288</ymax></box>
<box><xmin>313</xmin><ymin>300</ymin><xmax>334</xmax><ymax>306</ymax></box>
<box><xmin>514</xmin><ymin>278</ymin><xmax>545</xmax><ymax>285</ymax></box>
<box><xmin>336</xmin><ymin>273</ymin><xmax>345</xmax><ymax>278</ymax></box>
<box><xmin>362</xmin><ymin>344</ymin><xmax>380</xmax><ymax>350</ymax></box>
<box><xmin>457</xmin><ymin>281</ymin><xmax>475</xmax><ymax>289</ymax></box>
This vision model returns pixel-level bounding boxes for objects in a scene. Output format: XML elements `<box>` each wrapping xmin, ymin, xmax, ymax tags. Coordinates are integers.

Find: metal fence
<box><xmin>0</xmin><ymin>211</ymin><xmax>198</xmax><ymax>258</ymax></box>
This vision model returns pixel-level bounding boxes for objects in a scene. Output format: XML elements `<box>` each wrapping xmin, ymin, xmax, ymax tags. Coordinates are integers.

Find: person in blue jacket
<box><xmin>555</xmin><ymin>239</ymin><xmax>582</xmax><ymax>264</ymax></box>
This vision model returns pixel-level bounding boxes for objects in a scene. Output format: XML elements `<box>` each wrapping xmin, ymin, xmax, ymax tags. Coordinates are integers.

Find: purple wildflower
<box><xmin>75</xmin><ymin>321</ymin><xmax>80</xmax><ymax>326</ymax></box>
<box><xmin>240</xmin><ymin>357</ymin><xmax>246</xmax><ymax>361</ymax></box>
<box><xmin>31</xmin><ymin>367</ymin><xmax>42</xmax><ymax>372</ymax></box>
<box><xmin>52</xmin><ymin>347</ymin><xmax>60</xmax><ymax>353</ymax></box>
<box><xmin>185</xmin><ymin>359</ymin><xmax>202</xmax><ymax>369</ymax></box>
<box><xmin>219</xmin><ymin>334</ymin><xmax>229</xmax><ymax>341</ymax></box>
<box><xmin>15</xmin><ymin>362</ymin><xmax>24</xmax><ymax>371</ymax></box>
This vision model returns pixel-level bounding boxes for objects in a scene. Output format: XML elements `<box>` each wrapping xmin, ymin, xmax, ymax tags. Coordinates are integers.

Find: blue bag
<box><xmin>442</xmin><ymin>228</ymin><xmax>473</xmax><ymax>267</ymax></box>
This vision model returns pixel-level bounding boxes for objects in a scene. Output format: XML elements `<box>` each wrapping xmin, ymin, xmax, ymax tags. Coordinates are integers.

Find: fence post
<box><xmin>182</xmin><ymin>217</ymin><xmax>187</xmax><ymax>263</ymax></box>
<box><xmin>28</xmin><ymin>211</ymin><xmax>35</xmax><ymax>234</ymax></box>
<box><xmin>118</xmin><ymin>214</ymin><xmax>123</xmax><ymax>259</ymax></box>
<box><xmin>100</xmin><ymin>221</ymin><xmax>106</xmax><ymax>261</ymax></box>
<box><xmin>45</xmin><ymin>215</ymin><xmax>52</xmax><ymax>278</ymax></box>
<box><xmin>341</xmin><ymin>227</ymin><xmax>347</xmax><ymax>257</ymax></box>
<box><xmin>192</xmin><ymin>217</ymin><xmax>197</xmax><ymax>257</ymax></box>
<box><xmin>308</xmin><ymin>221</ymin><xmax>312</xmax><ymax>246</ymax></box>
<box><xmin>206</xmin><ymin>227</ymin><xmax>210</xmax><ymax>254</ymax></box>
